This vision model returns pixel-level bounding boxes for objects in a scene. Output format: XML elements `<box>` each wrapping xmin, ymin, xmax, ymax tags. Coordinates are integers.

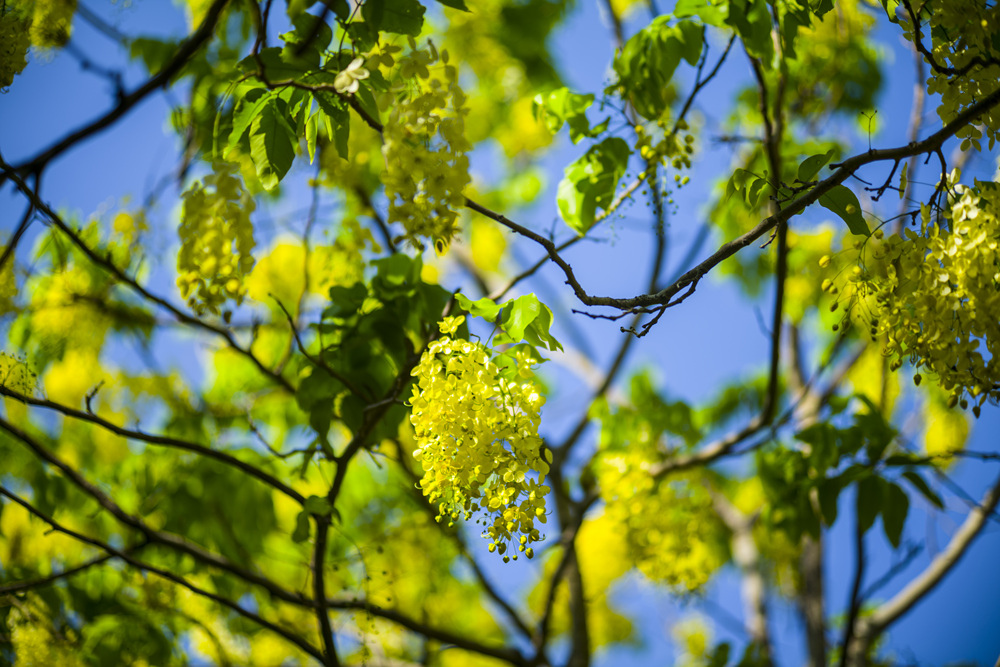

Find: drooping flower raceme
<box><xmin>380</xmin><ymin>40</ymin><xmax>471</xmax><ymax>254</ymax></box>
<box><xmin>176</xmin><ymin>162</ymin><xmax>256</xmax><ymax>316</ymax></box>
<box><xmin>409</xmin><ymin>318</ymin><xmax>549</xmax><ymax>560</ymax></box>
<box><xmin>868</xmin><ymin>181</ymin><xmax>1000</xmax><ymax>410</ymax></box>
<box><xmin>0</xmin><ymin>5</ymin><xmax>30</xmax><ymax>89</ymax></box>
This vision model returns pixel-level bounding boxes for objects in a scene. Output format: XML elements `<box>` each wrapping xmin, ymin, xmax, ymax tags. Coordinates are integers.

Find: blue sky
<box><xmin>1</xmin><ymin>0</ymin><xmax>999</xmax><ymax>665</ymax></box>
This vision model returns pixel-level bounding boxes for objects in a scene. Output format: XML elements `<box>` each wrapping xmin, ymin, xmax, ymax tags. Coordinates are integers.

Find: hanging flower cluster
<box><xmin>176</xmin><ymin>162</ymin><xmax>256</xmax><ymax>317</ymax></box>
<box><xmin>864</xmin><ymin>181</ymin><xmax>1000</xmax><ymax>411</ymax></box>
<box><xmin>380</xmin><ymin>39</ymin><xmax>471</xmax><ymax>254</ymax></box>
<box><xmin>592</xmin><ymin>402</ymin><xmax>728</xmax><ymax>592</ymax></box>
<box><xmin>409</xmin><ymin>317</ymin><xmax>549</xmax><ymax>561</ymax></box>
<box><xmin>0</xmin><ymin>4</ymin><xmax>30</xmax><ymax>89</ymax></box>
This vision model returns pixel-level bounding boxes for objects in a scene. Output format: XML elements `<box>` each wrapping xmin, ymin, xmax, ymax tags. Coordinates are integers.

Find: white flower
<box><xmin>334</xmin><ymin>58</ymin><xmax>370</xmax><ymax>95</ymax></box>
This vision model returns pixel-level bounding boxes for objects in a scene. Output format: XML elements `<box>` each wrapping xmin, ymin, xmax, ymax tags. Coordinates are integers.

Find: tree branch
<box><xmin>0</xmin><ymin>385</ymin><xmax>305</xmax><ymax>504</ymax></box>
<box><xmin>0</xmin><ymin>542</ymin><xmax>146</xmax><ymax>594</ymax></box>
<box><xmin>0</xmin><ymin>415</ymin><xmax>313</xmax><ymax>608</ymax></box>
<box><xmin>313</xmin><ymin>521</ymin><xmax>341</xmax><ymax>666</ymax></box>
<box><xmin>839</xmin><ymin>509</ymin><xmax>867</xmax><ymax>667</ymax></box>
<box><xmin>710</xmin><ymin>491</ymin><xmax>773</xmax><ymax>661</ymax></box>
<box><xmin>469</xmin><ymin>85</ymin><xmax>1000</xmax><ymax>314</ymax></box>
<box><xmin>4</xmin><ymin>0</ymin><xmax>230</xmax><ymax>179</ymax></box>
<box><xmin>325</xmin><ymin>598</ymin><xmax>531</xmax><ymax>666</ymax></box>
<box><xmin>0</xmin><ymin>164</ymin><xmax>296</xmax><ymax>394</ymax></box>
<box><xmin>850</xmin><ymin>470</ymin><xmax>1000</xmax><ymax>662</ymax></box>
<box><xmin>0</xmin><ymin>484</ymin><xmax>324</xmax><ymax>661</ymax></box>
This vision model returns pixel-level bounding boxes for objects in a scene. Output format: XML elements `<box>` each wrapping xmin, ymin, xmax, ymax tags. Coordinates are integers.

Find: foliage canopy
<box><xmin>1</xmin><ymin>0</ymin><xmax>1000</xmax><ymax>665</ymax></box>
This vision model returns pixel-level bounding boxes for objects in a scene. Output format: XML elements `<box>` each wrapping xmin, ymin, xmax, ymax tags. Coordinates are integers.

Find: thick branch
<box><xmin>532</xmin><ymin>490</ymin><xmax>599</xmax><ymax>664</ymax></box>
<box><xmin>839</xmin><ymin>511</ymin><xmax>867</xmax><ymax>667</ymax></box>
<box><xmin>711</xmin><ymin>493</ymin><xmax>773</xmax><ymax>661</ymax></box>
<box><xmin>313</xmin><ymin>521</ymin><xmax>340</xmax><ymax>667</ymax></box>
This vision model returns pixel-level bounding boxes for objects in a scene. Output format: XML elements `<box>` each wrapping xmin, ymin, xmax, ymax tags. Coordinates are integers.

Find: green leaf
<box><xmin>674</xmin><ymin>0</ymin><xmax>728</xmax><ymax>26</ymax></box>
<box><xmin>361</xmin><ymin>0</ymin><xmax>426</xmax><ymax>35</ymax></box>
<box><xmin>880</xmin><ymin>479</ymin><xmax>909</xmax><ymax>548</ymax></box>
<box><xmin>249</xmin><ymin>98</ymin><xmax>297</xmax><ymax>191</ymax></box>
<box><xmin>614</xmin><ymin>17</ymin><xmax>704</xmax><ymax>119</ymax></box>
<box><xmin>811</xmin><ymin>0</ymin><xmax>835</xmax><ymax>16</ymax></box>
<box><xmin>777</xmin><ymin>4</ymin><xmax>813</xmax><ymax>60</ymax></box>
<box><xmin>305</xmin><ymin>109</ymin><xmax>319</xmax><ymax>163</ymax></box>
<box><xmin>305</xmin><ymin>494</ymin><xmax>333</xmax><ymax>517</ymax></box>
<box><xmin>129</xmin><ymin>37</ymin><xmax>180</xmax><ymax>75</ymax></box>
<box><xmin>372</xmin><ymin>253</ymin><xmax>422</xmax><ymax>299</ymax></box>
<box><xmin>725</xmin><ymin>168</ymin><xmax>770</xmax><ymax>209</ymax></box>
<box><xmin>324</xmin><ymin>283</ymin><xmax>369</xmax><ymax>319</ymax></box>
<box><xmin>818</xmin><ymin>477</ymin><xmax>842</xmax><ymax>526</ymax></box>
<box><xmin>856</xmin><ymin>475</ymin><xmax>881</xmax><ymax>535</ymax></box>
<box><xmin>282</xmin><ymin>11</ymin><xmax>335</xmax><ymax>58</ymax></box>
<box><xmin>238</xmin><ymin>47</ymin><xmax>309</xmax><ymax>81</ymax></box>
<box><xmin>502</xmin><ymin>294</ymin><xmax>542</xmax><ymax>342</ymax></box>
<box><xmin>819</xmin><ymin>184</ymin><xmax>870</xmax><ymax>236</ymax></box>
<box><xmin>746</xmin><ymin>176</ymin><xmax>768</xmax><ymax>208</ymax></box>
<box><xmin>879</xmin><ymin>0</ymin><xmax>901</xmax><ymax>21</ymax></box>
<box><xmin>296</xmin><ymin>368</ymin><xmax>343</xmax><ymax>411</ymax></box>
<box><xmin>228</xmin><ymin>87</ymin><xmax>270</xmax><ymax>153</ymax></box>
<box><xmin>523</xmin><ymin>300</ymin><xmax>563</xmax><ymax>352</ymax></box>
<box><xmin>313</xmin><ymin>91</ymin><xmax>351</xmax><ymax>159</ymax></box>
<box><xmin>899</xmin><ymin>160</ymin><xmax>908</xmax><ymax>199</ymax></box>
<box><xmin>456</xmin><ymin>293</ymin><xmax>502</xmax><ymax>322</ymax></box>
<box><xmin>797</xmin><ymin>422</ymin><xmax>838</xmax><ymax>473</ymax></box>
<box><xmin>292</xmin><ymin>510</ymin><xmax>311</xmax><ymax>542</ymax></box>
<box><xmin>434</xmin><ymin>0</ymin><xmax>469</xmax><ymax>10</ymax></box>
<box><xmin>902</xmin><ymin>470</ymin><xmax>944</xmax><ymax>509</ymax></box>
<box><xmin>534</xmin><ymin>88</ymin><xmax>599</xmax><ymax>144</ymax></box>
<box><xmin>708</xmin><ymin>643</ymin><xmax>731</xmax><ymax>667</ymax></box>
<box><xmin>726</xmin><ymin>0</ymin><xmax>773</xmax><ymax>65</ymax></box>
<box><xmin>726</xmin><ymin>167</ymin><xmax>753</xmax><ymax>200</ymax></box>
<box><xmin>797</xmin><ymin>149</ymin><xmax>835</xmax><ymax>182</ymax></box>
<box><xmin>855</xmin><ymin>396</ymin><xmax>896</xmax><ymax>462</ymax></box>
<box><xmin>557</xmin><ymin>137</ymin><xmax>631</xmax><ymax>235</ymax></box>
<box><xmin>309</xmin><ymin>407</ymin><xmax>336</xmax><ymax>459</ymax></box>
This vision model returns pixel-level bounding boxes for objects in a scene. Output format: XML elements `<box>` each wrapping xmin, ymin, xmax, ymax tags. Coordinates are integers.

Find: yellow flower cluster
<box><xmin>0</xmin><ymin>4</ymin><xmax>30</xmax><ymax>89</ymax></box>
<box><xmin>897</xmin><ymin>0</ymin><xmax>1000</xmax><ymax>149</ymax></box>
<box><xmin>28</xmin><ymin>0</ymin><xmax>75</xmax><ymax>49</ymax></box>
<box><xmin>409</xmin><ymin>317</ymin><xmax>549</xmax><ymax>560</ymax></box>
<box><xmin>866</xmin><ymin>182</ymin><xmax>1000</xmax><ymax>410</ymax></box>
<box><xmin>596</xmin><ymin>451</ymin><xmax>728</xmax><ymax>592</ymax></box>
<box><xmin>380</xmin><ymin>40</ymin><xmax>471</xmax><ymax>254</ymax></box>
<box><xmin>176</xmin><ymin>162</ymin><xmax>256</xmax><ymax>316</ymax></box>
<box><xmin>635</xmin><ymin>120</ymin><xmax>695</xmax><ymax>177</ymax></box>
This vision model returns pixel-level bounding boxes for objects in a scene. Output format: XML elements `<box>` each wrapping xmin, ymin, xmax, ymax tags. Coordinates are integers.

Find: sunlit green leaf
<box><xmin>819</xmin><ymin>184</ymin><xmax>870</xmax><ymax>236</ymax></box>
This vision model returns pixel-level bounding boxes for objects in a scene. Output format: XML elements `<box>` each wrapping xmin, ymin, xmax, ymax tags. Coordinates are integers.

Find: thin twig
<box><xmin>0</xmin><ymin>385</ymin><xmax>305</xmax><ymax>504</ymax></box>
<box><xmin>6</xmin><ymin>0</ymin><xmax>230</xmax><ymax>179</ymax></box>
<box><xmin>0</xmin><ymin>164</ymin><xmax>296</xmax><ymax>394</ymax></box>
<box><xmin>0</xmin><ymin>416</ymin><xmax>313</xmax><ymax>606</ymax></box>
